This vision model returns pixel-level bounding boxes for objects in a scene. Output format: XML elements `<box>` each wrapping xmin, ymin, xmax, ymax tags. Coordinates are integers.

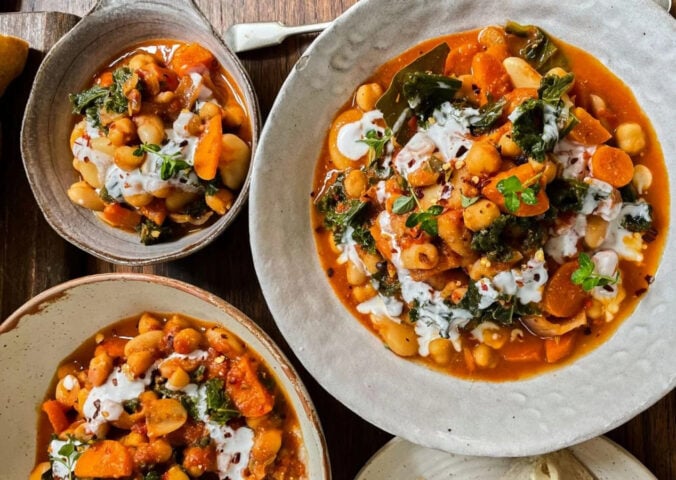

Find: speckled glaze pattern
<box><xmin>250</xmin><ymin>0</ymin><xmax>676</xmax><ymax>456</ymax></box>
<box><xmin>0</xmin><ymin>275</ymin><xmax>330</xmax><ymax>479</ymax></box>
<box><xmin>20</xmin><ymin>0</ymin><xmax>261</xmax><ymax>265</ymax></box>
<box><xmin>355</xmin><ymin>436</ymin><xmax>657</xmax><ymax>479</ymax></box>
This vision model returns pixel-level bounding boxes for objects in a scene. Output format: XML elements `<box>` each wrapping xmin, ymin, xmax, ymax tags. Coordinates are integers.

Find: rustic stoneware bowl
<box><xmin>21</xmin><ymin>0</ymin><xmax>260</xmax><ymax>265</ymax></box>
<box><xmin>0</xmin><ymin>274</ymin><xmax>330</xmax><ymax>479</ymax></box>
<box><xmin>250</xmin><ymin>0</ymin><xmax>676</xmax><ymax>457</ymax></box>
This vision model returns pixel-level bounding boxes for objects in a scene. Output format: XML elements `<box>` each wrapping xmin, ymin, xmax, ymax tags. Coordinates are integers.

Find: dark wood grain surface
<box><xmin>1</xmin><ymin>1</ymin><xmax>674</xmax><ymax>479</ymax></box>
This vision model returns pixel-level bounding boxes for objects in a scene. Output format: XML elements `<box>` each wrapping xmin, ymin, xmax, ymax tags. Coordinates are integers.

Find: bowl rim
<box><xmin>20</xmin><ymin>0</ymin><xmax>261</xmax><ymax>266</ymax></box>
<box><xmin>1</xmin><ymin>272</ymin><xmax>331</xmax><ymax>478</ymax></box>
<box><xmin>250</xmin><ymin>0</ymin><xmax>676</xmax><ymax>457</ymax></box>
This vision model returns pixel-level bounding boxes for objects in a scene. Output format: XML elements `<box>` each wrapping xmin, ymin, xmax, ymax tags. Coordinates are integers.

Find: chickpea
<box><xmin>67</xmin><ymin>181</ymin><xmax>105</xmax><ymax>211</ymax></box>
<box><xmin>168</xmin><ymin>367</ymin><xmax>191</xmax><ymax>389</ymax></box>
<box><xmin>344</xmin><ymin>169</ymin><xmax>367</xmax><ymax>198</ymax></box>
<box><xmin>164</xmin><ymin>315</ymin><xmax>191</xmax><ymax>335</ymax></box>
<box><xmin>114</xmin><ymin>145</ymin><xmax>144</xmax><ymax>171</ymax></box>
<box><xmin>55</xmin><ymin>375</ymin><xmax>80</xmax><ymax>408</ymax></box>
<box><xmin>107</xmin><ymin>117</ymin><xmax>137</xmax><ymax>146</ymax></box>
<box><xmin>361</xmin><ymin>252</ymin><xmax>383</xmax><ymax>275</ymax></box>
<box><xmin>88</xmin><ymin>352</ymin><xmax>113</xmax><ymax>387</ymax></box>
<box><xmin>134</xmin><ymin>114</ymin><xmax>164</xmax><ymax>145</ymax></box>
<box><xmin>121</xmin><ymin>431</ymin><xmax>147</xmax><ymax>447</ymax></box>
<box><xmin>632</xmin><ymin>164</ymin><xmax>653</xmax><ymax>194</ymax></box>
<box><xmin>138</xmin><ymin>312</ymin><xmax>162</xmax><ymax>334</ymax></box>
<box><xmin>615</xmin><ymin>122</ymin><xmax>646</xmax><ymax>155</ymax></box>
<box><xmin>182</xmin><ymin>446</ymin><xmax>214</xmax><ymax>478</ymax></box>
<box><xmin>153</xmin><ymin>91</ymin><xmax>175</xmax><ymax>104</ymax></box>
<box><xmin>465</xmin><ymin>142</ymin><xmax>501</xmax><ymax>175</ymax></box>
<box><xmin>173</xmin><ymin>328</ymin><xmax>202</xmax><ymax>354</ymax></box>
<box><xmin>463</xmin><ymin>199</ymin><xmax>500</xmax><ymax>232</ymax></box>
<box><xmin>400</xmin><ymin>243</ymin><xmax>439</xmax><ymax>270</ymax></box>
<box><xmin>128</xmin><ymin>53</ymin><xmax>157</xmax><ymax>71</ymax></box>
<box><xmin>251</xmin><ymin>429</ymin><xmax>283</xmax><ymax>464</ymax></box>
<box><xmin>429</xmin><ymin>338</ymin><xmax>454</xmax><ymax>365</ymax></box>
<box><xmin>164</xmin><ymin>465</ymin><xmax>189</xmax><ymax>480</ymax></box>
<box><xmin>151</xmin><ymin>439</ymin><xmax>173</xmax><ymax>463</ymax></box>
<box><xmin>589</xmin><ymin>94</ymin><xmax>607</xmax><ymax>118</ymax></box>
<box><xmin>205</xmin><ymin>327</ymin><xmax>245</xmax><ymax>357</ymax></box>
<box><xmin>198</xmin><ymin>101</ymin><xmax>222</xmax><ymax>121</ymax></box>
<box><xmin>355</xmin><ymin>82</ymin><xmax>384</xmax><ymax>111</ymax></box>
<box><xmin>352</xmin><ymin>283</ymin><xmax>377</xmax><ymax>303</ymax></box>
<box><xmin>123</xmin><ymin>193</ymin><xmax>153</xmax><ymax>208</ymax></box>
<box><xmin>346</xmin><ymin>260</ymin><xmax>367</xmax><ymax>286</ymax></box>
<box><xmin>205</xmin><ymin>188</ymin><xmax>235</xmax><ymax>215</ymax></box>
<box><xmin>472</xmin><ymin>344</ymin><xmax>497</xmax><ymax>368</ymax></box>
<box><xmin>498</xmin><ymin>133</ymin><xmax>522</xmax><ymax>158</ymax></box>
<box><xmin>584</xmin><ymin>215</ymin><xmax>608</xmax><ymax>249</ymax></box>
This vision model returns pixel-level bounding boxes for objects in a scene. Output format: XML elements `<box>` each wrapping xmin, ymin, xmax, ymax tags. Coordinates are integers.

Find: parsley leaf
<box><xmin>496</xmin><ymin>174</ymin><xmax>541</xmax><ymax>213</ymax></box>
<box><xmin>51</xmin><ymin>436</ymin><xmax>84</xmax><ymax>480</ymax></box>
<box><xmin>461</xmin><ymin>195</ymin><xmax>480</xmax><ymax>208</ymax></box>
<box><xmin>406</xmin><ymin>204</ymin><xmax>444</xmax><ymax>237</ymax></box>
<box><xmin>359</xmin><ymin>128</ymin><xmax>392</xmax><ymax>162</ymax></box>
<box><xmin>392</xmin><ymin>195</ymin><xmax>416</xmax><ymax>214</ymax></box>
<box><xmin>205</xmin><ymin>378</ymin><xmax>240</xmax><ymax>424</ymax></box>
<box><xmin>134</xmin><ymin>143</ymin><xmax>190</xmax><ymax>180</ymax></box>
<box><xmin>571</xmin><ymin>252</ymin><xmax>619</xmax><ymax>292</ymax></box>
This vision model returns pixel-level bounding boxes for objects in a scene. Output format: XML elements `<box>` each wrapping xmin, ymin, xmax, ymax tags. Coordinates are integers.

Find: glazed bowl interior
<box><xmin>21</xmin><ymin>0</ymin><xmax>260</xmax><ymax>265</ymax></box>
<box><xmin>0</xmin><ymin>274</ymin><xmax>329</xmax><ymax>479</ymax></box>
<box><xmin>250</xmin><ymin>0</ymin><xmax>676</xmax><ymax>456</ymax></box>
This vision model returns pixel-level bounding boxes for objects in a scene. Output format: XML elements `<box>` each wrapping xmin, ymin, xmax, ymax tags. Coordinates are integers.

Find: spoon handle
<box><xmin>224</xmin><ymin>21</ymin><xmax>331</xmax><ymax>53</ymax></box>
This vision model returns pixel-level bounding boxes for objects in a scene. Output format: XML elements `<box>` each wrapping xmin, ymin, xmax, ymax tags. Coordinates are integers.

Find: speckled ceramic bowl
<box><xmin>250</xmin><ymin>0</ymin><xmax>676</xmax><ymax>457</ymax></box>
<box><xmin>0</xmin><ymin>274</ymin><xmax>330</xmax><ymax>479</ymax></box>
<box><xmin>21</xmin><ymin>0</ymin><xmax>260</xmax><ymax>265</ymax></box>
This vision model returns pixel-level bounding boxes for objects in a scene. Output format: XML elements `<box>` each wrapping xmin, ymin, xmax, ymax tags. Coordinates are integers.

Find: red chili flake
<box><xmin>634</xmin><ymin>288</ymin><xmax>648</xmax><ymax>297</ymax></box>
<box><xmin>645</xmin><ymin>274</ymin><xmax>655</xmax><ymax>284</ymax></box>
<box><xmin>327</xmin><ymin>268</ymin><xmax>334</xmax><ymax>278</ymax></box>
<box><xmin>414</xmin><ymin>187</ymin><xmax>425</xmax><ymax>199</ymax></box>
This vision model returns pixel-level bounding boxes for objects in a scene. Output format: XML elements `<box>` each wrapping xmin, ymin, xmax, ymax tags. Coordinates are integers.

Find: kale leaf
<box><xmin>467</xmin><ymin>98</ymin><xmax>507</xmax><ymax>135</ymax></box>
<box><xmin>505</xmin><ymin>21</ymin><xmax>566</xmax><ymax>73</ymax></box>
<box><xmin>458</xmin><ymin>281</ymin><xmax>539</xmax><ymax>326</ymax></box>
<box><xmin>547</xmin><ymin>178</ymin><xmax>589</xmax><ymax>213</ymax></box>
<box><xmin>205</xmin><ymin>378</ymin><xmax>240</xmax><ymax>424</ymax></box>
<box><xmin>351</xmin><ymin>223</ymin><xmax>376</xmax><ymax>254</ymax></box>
<box><xmin>373</xmin><ymin>266</ymin><xmax>401</xmax><ymax>297</ymax></box>
<box><xmin>69</xmin><ymin>67</ymin><xmax>132</xmax><ymax>127</ymax></box>
<box><xmin>402</xmin><ymin>72</ymin><xmax>461</xmax><ymax>122</ymax></box>
<box><xmin>620</xmin><ymin>203</ymin><xmax>653</xmax><ymax>232</ymax></box>
<box><xmin>138</xmin><ymin>218</ymin><xmax>173</xmax><ymax>245</ymax></box>
<box><xmin>470</xmin><ymin>215</ymin><xmax>546</xmax><ymax>261</ymax></box>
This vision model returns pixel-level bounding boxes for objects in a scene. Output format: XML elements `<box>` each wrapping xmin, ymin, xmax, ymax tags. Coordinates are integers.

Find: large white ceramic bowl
<box><xmin>0</xmin><ymin>274</ymin><xmax>330</xmax><ymax>479</ymax></box>
<box><xmin>250</xmin><ymin>0</ymin><xmax>676</xmax><ymax>456</ymax></box>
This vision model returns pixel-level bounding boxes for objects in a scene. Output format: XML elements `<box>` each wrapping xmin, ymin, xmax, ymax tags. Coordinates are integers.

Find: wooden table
<box><xmin>1</xmin><ymin>1</ymin><xmax>674</xmax><ymax>479</ymax></box>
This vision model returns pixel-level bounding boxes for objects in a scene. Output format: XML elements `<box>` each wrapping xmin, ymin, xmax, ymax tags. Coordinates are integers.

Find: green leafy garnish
<box><xmin>373</xmin><ymin>266</ymin><xmax>401</xmax><ymax>297</ymax></box>
<box><xmin>69</xmin><ymin>67</ymin><xmax>132</xmax><ymax>127</ymax></box>
<box><xmin>191</xmin><ymin>365</ymin><xmax>207</xmax><ymax>383</ymax></box>
<box><xmin>470</xmin><ymin>215</ymin><xmax>546</xmax><ymax>262</ymax></box>
<box><xmin>402</xmin><ymin>71</ymin><xmax>461</xmax><ymax>122</ymax></box>
<box><xmin>620</xmin><ymin>203</ymin><xmax>653</xmax><ymax>233</ymax></box>
<box><xmin>408</xmin><ymin>299</ymin><xmax>420</xmax><ymax>322</ymax></box>
<box><xmin>376</xmin><ymin>43</ymin><xmax>450</xmax><ymax>144</ymax></box>
<box><xmin>405</xmin><ymin>204</ymin><xmax>444</xmax><ymax>237</ymax></box>
<box><xmin>51</xmin><ymin>436</ymin><xmax>84</xmax><ymax>480</ymax></box>
<box><xmin>571</xmin><ymin>252</ymin><xmax>619</xmax><ymax>292</ymax></box>
<box><xmin>205</xmin><ymin>378</ymin><xmax>240</xmax><ymax>424</ymax></box>
<box><xmin>458</xmin><ymin>281</ymin><xmax>540</xmax><ymax>326</ymax></box>
<box><xmin>547</xmin><ymin>178</ymin><xmax>589</xmax><ymax>213</ymax></box>
<box><xmin>316</xmin><ymin>173</ymin><xmax>371</xmax><ymax>244</ymax></box>
<box><xmin>144</xmin><ymin>472</ymin><xmax>162</xmax><ymax>480</ymax></box>
<box><xmin>122</xmin><ymin>398</ymin><xmax>141</xmax><ymax>414</ymax></box>
<box><xmin>505</xmin><ymin>21</ymin><xmax>566</xmax><ymax>73</ymax></box>
<box><xmin>138</xmin><ymin>218</ymin><xmax>172</xmax><ymax>245</ymax></box>
<box><xmin>351</xmin><ymin>223</ymin><xmax>376</xmax><ymax>254</ymax></box>
<box><xmin>496</xmin><ymin>174</ymin><xmax>540</xmax><ymax>213</ymax></box>
<box><xmin>181</xmin><ymin>395</ymin><xmax>200</xmax><ymax>421</ymax></box>
<box><xmin>359</xmin><ymin>128</ymin><xmax>392</xmax><ymax>163</ymax></box>
<box><xmin>134</xmin><ymin>143</ymin><xmax>190</xmax><ymax>180</ymax></box>
<box><xmin>467</xmin><ymin>98</ymin><xmax>507</xmax><ymax>135</ymax></box>
<box><xmin>461</xmin><ymin>195</ymin><xmax>480</xmax><ymax>208</ymax></box>
<box><xmin>392</xmin><ymin>195</ymin><xmax>416</xmax><ymax>214</ymax></box>
<box><xmin>538</xmin><ymin>73</ymin><xmax>574</xmax><ymax>103</ymax></box>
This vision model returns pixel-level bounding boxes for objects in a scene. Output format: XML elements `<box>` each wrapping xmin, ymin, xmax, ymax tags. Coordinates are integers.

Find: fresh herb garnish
<box><xmin>408</xmin><ymin>299</ymin><xmax>420</xmax><ymax>322</ymax></box>
<box><xmin>181</xmin><ymin>395</ymin><xmax>200</xmax><ymax>421</ymax></box>
<box><xmin>461</xmin><ymin>195</ymin><xmax>480</xmax><ymax>208</ymax></box>
<box><xmin>205</xmin><ymin>378</ymin><xmax>240</xmax><ymax>424</ymax></box>
<box><xmin>144</xmin><ymin>472</ymin><xmax>162</xmax><ymax>480</ymax></box>
<box><xmin>470</xmin><ymin>215</ymin><xmax>546</xmax><ymax>262</ymax></box>
<box><xmin>316</xmin><ymin>173</ymin><xmax>371</xmax><ymax>244</ymax></box>
<box><xmin>373</xmin><ymin>266</ymin><xmax>401</xmax><ymax>297</ymax></box>
<box><xmin>191</xmin><ymin>364</ymin><xmax>206</xmax><ymax>383</ymax></box>
<box><xmin>138</xmin><ymin>218</ymin><xmax>172</xmax><ymax>245</ymax></box>
<box><xmin>496</xmin><ymin>174</ymin><xmax>541</xmax><ymax>213</ymax></box>
<box><xmin>620</xmin><ymin>203</ymin><xmax>653</xmax><ymax>233</ymax></box>
<box><xmin>458</xmin><ymin>281</ymin><xmax>539</xmax><ymax>326</ymax></box>
<box><xmin>359</xmin><ymin>128</ymin><xmax>392</xmax><ymax>163</ymax></box>
<box><xmin>405</xmin><ymin>204</ymin><xmax>444</xmax><ymax>236</ymax></box>
<box><xmin>571</xmin><ymin>252</ymin><xmax>619</xmax><ymax>292</ymax></box>
<box><xmin>133</xmin><ymin>143</ymin><xmax>190</xmax><ymax>180</ymax></box>
<box><xmin>547</xmin><ymin>178</ymin><xmax>589</xmax><ymax>213</ymax></box>
<box><xmin>467</xmin><ymin>98</ymin><xmax>507</xmax><ymax>135</ymax></box>
<box><xmin>69</xmin><ymin>67</ymin><xmax>132</xmax><ymax>127</ymax></box>
<box><xmin>351</xmin><ymin>223</ymin><xmax>376</xmax><ymax>254</ymax></box>
<box><xmin>392</xmin><ymin>195</ymin><xmax>416</xmax><ymax>214</ymax></box>
<box><xmin>51</xmin><ymin>436</ymin><xmax>84</xmax><ymax>480</ymax></box>
<box><xmin>122</xmin><ymin>398</ymin><xmax>141</xmax><ymax>414</ymax></box>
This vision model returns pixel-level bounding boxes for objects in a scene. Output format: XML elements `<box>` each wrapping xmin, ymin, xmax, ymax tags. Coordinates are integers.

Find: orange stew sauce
<box><xmin>311</xmin><ymin>27</ymin><xmax>667</xmax><ymax>381</ymax></box>
<box><xmin>33</xmin><ymin>313</ymin><xmax>305</xmax><ymax>480</ymax></box>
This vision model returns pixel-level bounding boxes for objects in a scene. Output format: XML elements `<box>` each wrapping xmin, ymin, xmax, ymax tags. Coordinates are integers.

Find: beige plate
<box><xmin>0</xmin><ymin>274</ymin><xmax>330</xmax><ymax>479</ymax></box>
<box><xmin>250</xmin><ymin>0</ymin><xmax>676</xmax><ymax>457</ymax></box>
<box><xmin>356</xmin><ymin>436</ymin><xmax>657</xmax><ymax>480</ymax></box>
<box><xmin>21</xmin><ymin>0</ymin><xmax>261</xmax><ymax>265</ymax></box>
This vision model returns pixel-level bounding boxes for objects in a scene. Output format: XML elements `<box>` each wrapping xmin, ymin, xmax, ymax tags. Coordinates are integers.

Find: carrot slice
<box><xmin>194</xmin><ymin>114</ymin><xmax>223</xmax><ymax>181</ymax></box>
<box><xmin>96</xmin><ymin>71</ymin><xmax>113</xmax><ymax>88</ymax></box>
<box><xmin>590</xmin><ymin>145</ymin><xmax>634</xmax><ymax>187</ymax></box>
<box><xmin>463</xmin><ymin>347</ymin><xmax>476</xmax><ymax>372</ymax></box>
<box><xmin>502</xmin><ymin>87</ymin><xmax>538</xmax><ymax>116</ymax></box>
<box><xmin>140</xmin><ymin>198</ymin><xmax>169</xmax><ymax>226</ymax></box>
<box><xmin>482</xmin><ymin>163</ymin><xmax>549</xmax><ymax>217</ymax></box>
<box><xmin>471</xmin><ymin>52</ymin><xmax>512</xmax><ymax>105</ymax></box>
<box><xmin>94</xmin><ymin>337</ymin><xmax>128</xmax><ymax>358</ymax></box>
<box><xmin>544</xmin><ymin>331</ymin><xmax>578</xmax><ymax>363</ymax></box>
<box><xmin>101</xmin><ymin>203</ymin><xmax>142</xmax><ymax>230</ymax></box>
<box><xmin>501</xmin><ymin>340</ymin><xmax>544</xmax><ymax>363</ymax></box>
<box><xmin>444</xmin><ymin>42</ymin><xmax>481</xmax><ymax>76</ymax></box>
<box><xmin>42</xmin><ymin>400</ymin><xmax>70</xmax><ymax>434</ymax></box>
<box><xmin>542</xmin><ymin>260</ymin><xmax>589</xmax><ymax>318</ymax></box>
<box><xmin>226</xmin><ymin>356</ymin><xmax>274</xmax><ymax>418</ymax></box>
<box><xmin>170</xmin><ymin>43</ymin><xmax>215</xmax><ymax>76</ymax></box>
<box><xmin>74</xmin><ymin>440</ymin><xmax>133</xmax><ymax>478</ymax></box>
<box><xmin>567</xmin><ymin>107</ymin><xmax>612</xmax><ymax>145</ymax></box>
